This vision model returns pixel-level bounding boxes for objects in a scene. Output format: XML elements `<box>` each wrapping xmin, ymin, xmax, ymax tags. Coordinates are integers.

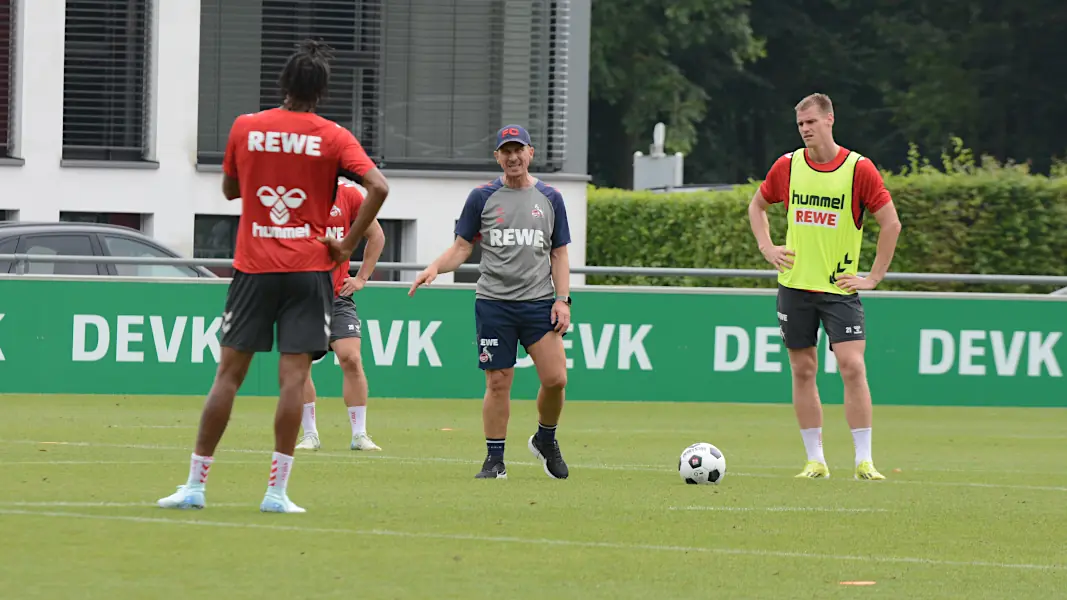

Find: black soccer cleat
<box><xmin>528</xmin><ymin>434</ymin><xmax>569</xmax><ymax>479</ymax></box>
<box><xmin>475</xmin><ymin>456</ymin><xmax>507</xmax><ymax>479</ymax></box>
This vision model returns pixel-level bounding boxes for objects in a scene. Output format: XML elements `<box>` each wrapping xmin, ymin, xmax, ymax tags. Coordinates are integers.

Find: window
<box><xmin>1</xmin><ymin>0</ymin><xmax>16</xmax><ymax>158</ymax></box>
<box><xmin>16</xmin><ymin>234</ymin><xmax>103</xmax><ymax>276</ymax></box>
<box><xmin>0</xmin><ymin>236</ymin><xmax>16</xmax><ymax>273</ymax></box>
<box><xmin>194</xmin><ymin>215</ymin><xmax>239</xmax><ymax>277</ymax></box>
<box><xmin>0</xmin><ymin>209</ymin><xmax>17</xmax><ymax>222</ymax></box>
<box><xmin>102</xmin><ymin>235</ymin><xmax>200</xmax><ymax>278</ymax></box>
<box><xmin>196</xmin><ymin>0</ymin><xmax>381</xmax><ymax>165</ymax></box>
<box><xmin>197</xmin><ymin>0</ymin><xmax>569</xmax><ymax>172</ymax></box>
<box><xmin>62</xmin><ymin>0</ymin><xmax>152</xmax><ymax>162</ymax></box>
<box><xmin>60</xmin><ymin>211</ymin><xmax>145</xmax><ymax>231</ymax></box>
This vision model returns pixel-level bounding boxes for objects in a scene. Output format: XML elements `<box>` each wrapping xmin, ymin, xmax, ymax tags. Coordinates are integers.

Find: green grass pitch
<box><xmin>0</xmin><ymin>394</ymin><xmax>1064</xmax><ymax>599</ymax></box>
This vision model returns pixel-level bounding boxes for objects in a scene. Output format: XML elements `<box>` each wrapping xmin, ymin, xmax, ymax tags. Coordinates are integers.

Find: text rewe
<box><xmin>489</xmin><ymin>228</ymin><xmax>546</xmax><ymax>247</ymax></box>
<box><xmin>794</xmin><ymin>209</ymin><xmax>838</xmax><ymax>228</ymax></box>
<box><xmin>247</xmin><ymin>131</ymin><xmax>323</xmax><ymax>156</ymax></box>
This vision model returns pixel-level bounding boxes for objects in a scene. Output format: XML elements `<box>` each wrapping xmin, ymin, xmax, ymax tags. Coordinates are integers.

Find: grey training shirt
<box><xmin>454</xmin><ymin>177</ymin><xmax>571</xmax><ymax>301</ymax></box>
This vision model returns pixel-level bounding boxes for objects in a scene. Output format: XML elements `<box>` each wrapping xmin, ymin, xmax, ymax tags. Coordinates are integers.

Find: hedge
<box><xmin>585</xmin><ymin>143</ymin><xmax>1067</xmax><ymax>294</ymax></box>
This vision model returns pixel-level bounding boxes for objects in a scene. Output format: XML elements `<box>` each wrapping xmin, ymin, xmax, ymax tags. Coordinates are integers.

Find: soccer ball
<box><xmin>678</xmin><ymin>442</ymin><xmax>726</xmax><ymax>485</ymax></box>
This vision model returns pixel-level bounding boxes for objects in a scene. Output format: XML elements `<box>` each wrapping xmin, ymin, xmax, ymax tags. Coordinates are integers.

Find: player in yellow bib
<box><xmin>748</xmin><ymin>93</ymin><xmax>902</xmax><ymax>481</ymax></box>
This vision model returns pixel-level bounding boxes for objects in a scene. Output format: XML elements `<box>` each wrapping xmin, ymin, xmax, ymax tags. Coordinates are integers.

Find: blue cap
<box><xmin>495</xmin><ymin>124</ymin><xmax>532</xmax><ymax>149</ymax></box>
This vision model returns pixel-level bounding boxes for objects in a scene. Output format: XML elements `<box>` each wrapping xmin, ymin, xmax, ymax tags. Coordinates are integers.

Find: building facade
<box><xmin>0</xmin><ymin>0</ymin><xmax>590</xmax><ymax>284</ymax></box>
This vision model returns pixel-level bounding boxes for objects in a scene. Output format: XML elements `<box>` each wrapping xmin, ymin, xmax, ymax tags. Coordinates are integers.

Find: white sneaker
<box><xmin>295</xmin><ymin>433</ymin><xmax>320</xmax><ymax>451</ymax></box>
<box><xmin>260</xmin><ymin>490</ymin><xmax>306</xmax><ymax>513</ymax></box>
<box><xmin>158</xmin><ymin>484</ymin><xmax>205</xmax><ymax>509</ymax></box>
<box><xmin>350</xmin><ymin>433</ymin><xmax>381</xmax><ymax>451</ymax></box>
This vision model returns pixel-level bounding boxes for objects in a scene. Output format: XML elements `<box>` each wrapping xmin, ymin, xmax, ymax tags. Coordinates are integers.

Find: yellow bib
<box><xmin>778</xmin><ymin>150</ymin><xmax>864</xmax><ymax>295</ymax></box>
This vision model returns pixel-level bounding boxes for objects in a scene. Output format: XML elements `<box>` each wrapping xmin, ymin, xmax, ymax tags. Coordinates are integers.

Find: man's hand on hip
<box><xmin>339</xmin><ymin>276</ymin><xmax>366</xmax><ymax>296</ymax></box>
<box><xmin>835</xmin><ymin>274</ymin><xmax>879</xmax><ymax>292</ymax></box>
<box><xmin>760</xmin><ymin>245</ymin><xmax>795</xmax><ymax>272</ymax></box>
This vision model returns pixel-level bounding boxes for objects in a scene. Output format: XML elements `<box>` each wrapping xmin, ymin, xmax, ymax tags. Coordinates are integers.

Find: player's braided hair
<box><xmin>279</xmin><ymin>39</ymin><xmax>333</xmax><ymax>110</ymax></box>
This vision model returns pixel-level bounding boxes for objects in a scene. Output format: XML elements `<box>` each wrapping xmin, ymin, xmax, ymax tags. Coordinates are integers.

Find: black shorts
<box><xmin>775</xmin><ymin>284</ymin><xmax>866</xmax><ymax>350</ymax></box>
<box><xmin>219</xmin><ymin>270</ymin><xmax>333</xmax><ymax>355</ymax></box>
<box><xmin>474</xmin><ymin>298</ymin><xmax>559</xmax><ymax>370</ymax></box>
<box><xmin>311</xmin><ymin>296</ymin><xmax>362</xmax><ymax>361</ymax></box>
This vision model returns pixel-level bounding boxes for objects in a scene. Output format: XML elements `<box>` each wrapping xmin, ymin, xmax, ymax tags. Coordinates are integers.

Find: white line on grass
<box><xmin>0</xmin><ymin>501</ymin><xmax>247</xmax><ymax>508</ymax></box>
<box><xmin>2</xmin><ymin>439</ymin><xmax>1066</xmax><ymax>492</ymax></box>
<box><xmin>0</xmin><ymin>439</ymin><xmax>774</xmax><ymax>477</ymax></box>
<box><xmin>0</xmin><ymin>461</ymin><xmax>168</xmax><ymax>466</ymax></box>
<box><xmin>104</xmin><ymin>425</ymin><xmax>196</xmax><ymax>429</ymax></box>
<box><xmin>669</xmin><ymin>506</ymin><xmax>889</xmax><ymax>513</ymax></box>
<box><xmin>0</xmin><ymin>508</ymin><xmax>1062</xmax><ymax>572</ymax></box>
<box><xmin>0</xmin><ymin>460</ymin><xmax>266</xmax><ymax>467</ymax></box>
<box><xmin>731</xmin><ymin>463</ymin><xmax>1067</xmax><ymax>476</ymax></box>
<box><xmin>0</xmin><ymin>500</ymin><xmax>884</xmax><ymax>513</ymax></box>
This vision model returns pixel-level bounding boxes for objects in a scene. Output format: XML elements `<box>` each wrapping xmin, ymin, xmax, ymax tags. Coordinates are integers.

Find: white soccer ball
<box><xmin>678</xmin><ymin>442</ymin><xmax>726</xmax><ymax>485</ymax></box>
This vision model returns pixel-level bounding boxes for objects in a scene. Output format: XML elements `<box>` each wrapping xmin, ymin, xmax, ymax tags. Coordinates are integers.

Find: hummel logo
<box><xmin>257</xmin><ymin>186</ymin><xmax>307</xmax><ymax>226</ymax></box>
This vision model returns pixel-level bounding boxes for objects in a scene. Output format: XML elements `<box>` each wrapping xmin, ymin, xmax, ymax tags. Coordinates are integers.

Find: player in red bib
<box><xmin>158</xmin><ymin>40</ymin><xmax>390</xmax><ymax>514</ymax></box>
<box><xmin>295</xmin><ymin>178</ymin><xmax>386</xmax><ymax>452</ymax></box>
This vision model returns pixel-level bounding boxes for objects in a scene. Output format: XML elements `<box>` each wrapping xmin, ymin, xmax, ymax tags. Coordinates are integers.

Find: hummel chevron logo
<box><xmin>0</xmin><ymin>313</ymin><xmax>5</xmax><ymax>360</ymax></box>
<box><xmin>828</xmin><ymin>253</ymin><xmax>854</xmax><ymax>284</ymax></box>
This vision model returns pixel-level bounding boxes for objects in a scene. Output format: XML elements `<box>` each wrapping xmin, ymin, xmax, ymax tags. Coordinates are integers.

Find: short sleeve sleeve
<box><xmin>338</xmin><ymin>182</ymin><xmax>364</xmax><ymax>220</ymax></box>
<box><xmin>333</xmin><ymin>126</ymin><xmax>377</xmax><ymax>182</ymax></box>
<box><xmin>455</xmin><ymin>188</ymin><xmax>486</xmax><ymax>242</ymax></box>
<box><xmin>547</xmin><ymin>188</ymin><xmax>571</xmax><ymax>248</ymax></box>
<box><xmin>855</xmin><ymin>158</ymin><xmax>892</xmax><ymax>212</ymax></box>
<box><xmin>222</xmin><ymin>116</ymin><xmax>244</xmax><ymax>178</ymax></box>
<box><xmin>758</xmin><ymin>155</ymin><xmax>792</xmax><ymax>204</ymax></box>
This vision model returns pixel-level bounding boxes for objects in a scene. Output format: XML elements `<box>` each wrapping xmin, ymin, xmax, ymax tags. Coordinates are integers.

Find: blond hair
<box><xmin>795</xmin><ymin>93</ymin><xmax>833</xmax><ymax>115</ymax></box>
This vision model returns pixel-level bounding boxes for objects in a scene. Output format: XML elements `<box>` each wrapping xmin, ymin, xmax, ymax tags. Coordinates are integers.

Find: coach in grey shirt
<box><xmin>409</xmin><ymin>124</ymin><xmax>573</xmax><ymax>482</ymax></box>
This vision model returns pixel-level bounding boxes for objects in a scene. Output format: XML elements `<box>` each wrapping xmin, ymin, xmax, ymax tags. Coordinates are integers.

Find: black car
<box><xmin>0</xmin><ymin>222</ymin><xmax>218</xmax><ymax>278</ymax></box>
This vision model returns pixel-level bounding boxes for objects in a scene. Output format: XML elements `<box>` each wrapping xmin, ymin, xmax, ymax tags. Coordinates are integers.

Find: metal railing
<box><xmin>3</xmin><ymin>253</ymin><xmax>1067</xmax><ymax>289</ymax></box>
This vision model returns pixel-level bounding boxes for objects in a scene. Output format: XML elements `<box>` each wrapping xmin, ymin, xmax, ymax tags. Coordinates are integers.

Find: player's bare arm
<box><xmin>408</xmin><ymin>236</ymin><xmax>474</xmax><ymax>296</ymax></box>
<box><xmin>550</xmin><ymin>244</ymin><xmax>571</xmax><ymax>332</ymax></box>
<box><xmin>340</xmin><ymin>219</ymin><xmax>385</xmax><ymax>295</ymax></box>
<box><xmin>835</xmin><ymin>200</ymin><xmax>902</xmax><ymax>292</ymax></box>
<box><xmin>222</xmin><ymin>173</ymin><xmax>240</xmax><ymax>200</ymax></box>
<box><xmin>748</xmin><ymin>188</ymin><xmax>794</xmax><ymax>272</ymax></box>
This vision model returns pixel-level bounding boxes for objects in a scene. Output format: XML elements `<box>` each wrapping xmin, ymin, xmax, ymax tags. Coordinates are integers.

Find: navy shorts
<box><xmin>474</xmin><ymin>298</ymin><xmax>559</xmax><ymax>370</ymax></box>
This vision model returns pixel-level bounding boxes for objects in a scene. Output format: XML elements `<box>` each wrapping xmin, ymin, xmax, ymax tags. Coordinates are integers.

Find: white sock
<box><xmin>302</xmin><ymin>403</ymin><xmax>318</xmax><ymax>436</ymax></box>
<box><xmin>349</xmin><ymin>406</ymin><xmax>366</xmax><ymax>436</ymax></box>
<box><xmin>267</xmin><ymin>452</ymin><xmax>294</xmax><ymax>494</ymax></box>
<box><xmin>186</xmin><ymin>453</ymin><xmax>213</xmax><ymax>488</ymax></box>
<box><xmin>851</xmin><ymin>427</ymin><xmax>872</xmax><ymax>466</ymax></box>
<box><xmin>800</xmin><ymin>428</ymin><xmax>825</xmax><ymax>463</ymax></box>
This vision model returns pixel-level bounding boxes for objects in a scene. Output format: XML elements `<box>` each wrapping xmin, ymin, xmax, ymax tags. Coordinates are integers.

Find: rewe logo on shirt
<box><xmin>488</xmin><ymin>228</ymin><xmax>546</xmax><ymax>247</ymax></box>
<box><xmin>247</xmin><ymin>131</ymin><xmax>323</xmax><ymax>156</ymax></box>
<box><xmin>794</xmin><ymin>208</ymin><xmax>839</xmax><ymax>228</ymax></box>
